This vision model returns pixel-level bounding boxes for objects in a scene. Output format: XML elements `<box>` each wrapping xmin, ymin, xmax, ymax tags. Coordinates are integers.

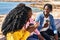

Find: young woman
<box><xmin>1</xmin><ymin>3</ymin><xmax>39</xmax><ymax>40</ymax></box>
<box><xmin>27</xmin><ymin>4</ymin><xmax>58</xmax><ymax>40</ymax></box>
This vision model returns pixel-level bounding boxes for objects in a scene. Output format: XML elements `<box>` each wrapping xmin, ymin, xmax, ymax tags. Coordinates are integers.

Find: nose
<box><xmin>45</xmin><ymin>10</ymin><xmax>48</xmax><ymax>12</ymax></box>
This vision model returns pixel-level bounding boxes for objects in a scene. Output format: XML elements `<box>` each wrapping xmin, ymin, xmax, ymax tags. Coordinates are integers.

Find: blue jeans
<box><xmin>27</xmin><ymin>34</ymin><xmax>39</xmax><ymax>40</ymax></box>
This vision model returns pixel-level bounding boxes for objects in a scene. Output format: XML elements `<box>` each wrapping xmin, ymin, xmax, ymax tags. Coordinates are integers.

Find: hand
<box><xmin>26</xmin><ymin>25</ymin><xmax>36</xmax><ymax>33</ymax></box>
<box><xmin>38</xmin><ymin>35</ymin><xmax>45</xmax><ymax>40</ymax></box>
<box><xmin>26</xmin><ymin>22</ymin><xmax>39</xmax><ymax>33</ymax></box>
<box><xmin>54</xmin><ymin>34</ymin><xmax>58</xmax><ymax>40</ymax></box>
<box><xmin>43</xmin><ymin>22</ymin><xmax>49</xmax><ymax>28</ymax></box>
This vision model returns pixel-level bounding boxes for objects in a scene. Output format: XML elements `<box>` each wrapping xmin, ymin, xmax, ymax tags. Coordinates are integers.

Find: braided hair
<box><xmin>1</xmin><ymin>3</ymin><xmax>32</xmax><ymax>35</ymax></box>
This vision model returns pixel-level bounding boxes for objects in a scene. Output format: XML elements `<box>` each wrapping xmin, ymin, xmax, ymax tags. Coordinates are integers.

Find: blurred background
<box><xmin>0</xmin><ymin>0</ymin><xmax>60</xmax><ymax>40</ymax></box>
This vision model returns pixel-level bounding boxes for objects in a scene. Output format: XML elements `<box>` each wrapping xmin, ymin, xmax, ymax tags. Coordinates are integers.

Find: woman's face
<box><xmin>44</xmin><ymin>6</ymin><xmax>51</xmax><ymax>15</ymax></box>
<box><xmin>25</xmin><ymin>10</ymin><xmax>32</xmax><ymax>23</ymax></box>
<box><xmin>28</xmin><ymin>10</ymin><xmax>32</xmax><ymax>18</ymax></box>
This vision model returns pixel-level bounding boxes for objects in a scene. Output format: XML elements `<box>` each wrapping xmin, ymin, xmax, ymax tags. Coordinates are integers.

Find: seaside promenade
<box><xmin>0</xmin><ymin>0</ymin><xmax>60</xmax><ymax>39</ymax></box>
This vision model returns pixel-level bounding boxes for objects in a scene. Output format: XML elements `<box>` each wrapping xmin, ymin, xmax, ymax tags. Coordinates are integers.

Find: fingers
<box><xmin>26</xmin><ymin>22</ymin><xmax>39</xmax><ymax>33</ymax></box>
<box><xmin>26</xmin><ymin>26</ymin><xmax>36</xmax><ymax>33</ymax></box>
<box><xmin>34</xmin><ymin>22</ymin><xmax>39</xmax><ymax>28</ymax></box>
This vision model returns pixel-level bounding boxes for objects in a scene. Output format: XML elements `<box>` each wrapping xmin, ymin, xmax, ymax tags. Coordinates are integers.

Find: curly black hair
<box><xmin>1</xmin><ymin>3</ymin><xmax>32</xmax><ymax>35</ymax></box>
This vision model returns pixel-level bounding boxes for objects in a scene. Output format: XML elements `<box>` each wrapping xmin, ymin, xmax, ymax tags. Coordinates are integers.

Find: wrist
<box><xmin>54</xmin><ymin>30</ymin><xmax>57</xmax><ymax>34</ymax></box>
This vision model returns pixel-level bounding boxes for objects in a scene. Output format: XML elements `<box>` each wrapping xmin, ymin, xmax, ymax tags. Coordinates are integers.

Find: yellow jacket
<box><xmin>6</xmin><ymin>29</ymin><xmax>30</xmax><ymax>40</ymax></box>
